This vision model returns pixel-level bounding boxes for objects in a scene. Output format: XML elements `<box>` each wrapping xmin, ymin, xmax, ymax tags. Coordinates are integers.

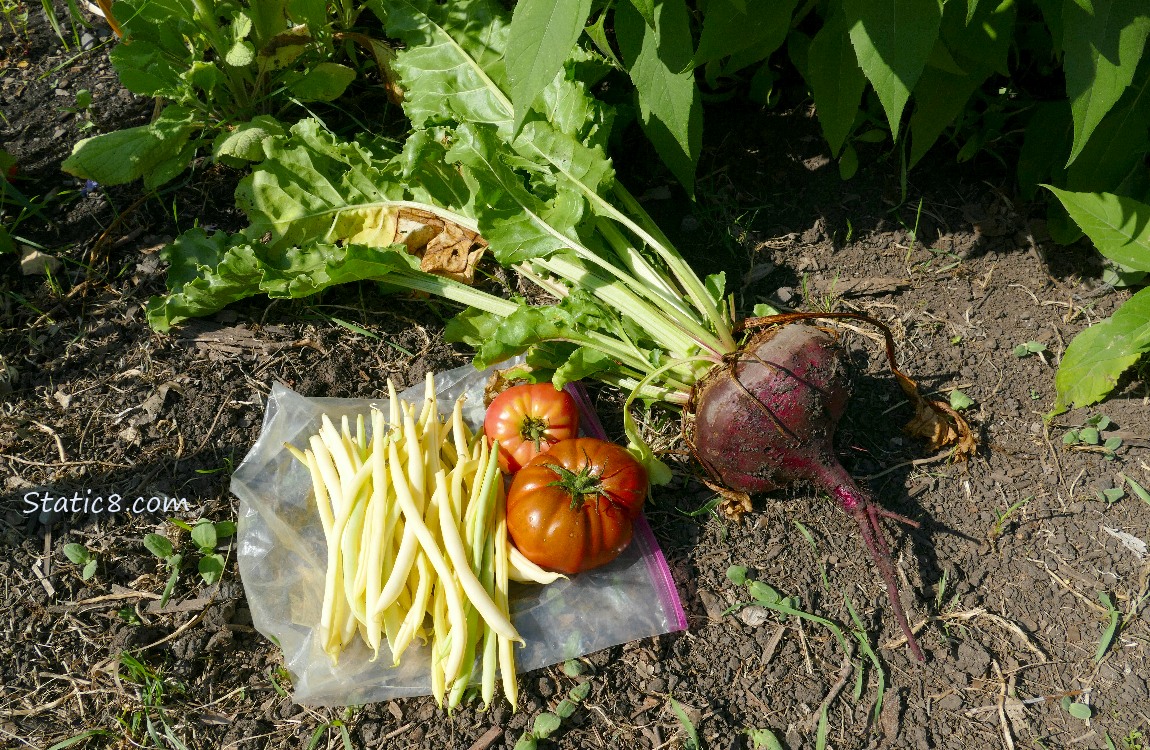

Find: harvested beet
<box><xmin>691</xmin><ymin>323</ymin><xmax>925</xmax><ymax>661</ymax></box>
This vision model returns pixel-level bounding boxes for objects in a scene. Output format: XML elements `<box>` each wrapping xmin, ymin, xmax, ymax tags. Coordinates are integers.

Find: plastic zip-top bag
<box><xmin>232</xmin><ymin>361</ymin><xmax>687</xmax><ymax>706</ymax></box>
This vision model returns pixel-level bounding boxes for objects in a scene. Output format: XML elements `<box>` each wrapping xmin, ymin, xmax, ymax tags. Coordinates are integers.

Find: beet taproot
<box><xmin>691</xmin><ymin>323</ymin><xmax>925</xmax><ymax>661</ymax></box>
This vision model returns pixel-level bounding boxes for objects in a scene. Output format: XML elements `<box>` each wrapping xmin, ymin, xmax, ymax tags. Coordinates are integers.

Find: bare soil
<box><xmin>3</xmin><ymin>8</ymin><xmax>1149</xmax><ymax>750</ymax></box>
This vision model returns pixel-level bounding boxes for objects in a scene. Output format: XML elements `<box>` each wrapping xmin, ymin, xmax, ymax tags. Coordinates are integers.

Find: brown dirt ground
<box><xmin>3</xmin><ymin>7</ymin><xmax>1149</xmax><ymax>750</ymax></box>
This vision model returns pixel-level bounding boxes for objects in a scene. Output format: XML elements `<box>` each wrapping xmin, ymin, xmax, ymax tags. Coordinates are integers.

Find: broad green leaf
<box><xmin>506</xmin><ymin>0</ymin><xmax>593</xmax><ymax>128</ymax></box>
<box><xmin>692</xmin><ymin>0</ymin><xmax>797</xmax><ymax>70</ymax></box>
<box><xmin>1066</xmin><ymin>56</ymin><xmax>1150</xmax><ymax>192</ymax></box>
<box><xmin>198</xmin><ymin>554</ymin><xmax>226</xmax><ymax>584</ymax></box>
<box><xmin>62</xmin><ymin>105</ymin><xmax>197</xmax><ymax>187</ymax></box>
<box><xmin>472</xmin><ymin>290</ymin><xmax>610</xmax><ymax>369</ymax></box>
<box><xmin>287</xmin><ymin>0</ymin><xmax>327</xmax><ymax>31</ymax></box>
<box><xmin>146</xmin><ymin>230</ymin><xmax>422</xmax><ymax>330</ymax></box>
<box><xmin>63</xmin><ymin>543</ymin><xmax>91</xmax><ymax>565</ymax></box>
<box><xmin>110</xmin><ymin>39</ymin><xmax>187</xmax><ymax>98</ymax></box>
<box><xmin>542</xmin><ymin>344</ymin><xmax>615</xmax><ymax>385</ymax></box>
<box><xmin>248</xmin><ymin>0</ymin><xmax>289</xmax><ymax>47</ymax></box>
<box><xmin>908</xmin><ymin>0</ymin><xmax>1016</xmax><ymax>166</ymax></box>
<box><xmin>843</xmin><ymin>0</ymin><xmax>944</xmax><ymax>132</ymax></box>
<box><xmin>616</xmin><ymin>0</ymin><xmax>702</xmax><ymax>194</ymax></box>
<box><xmin>446</xmin><ymin>123</ymin><xmax>587</xmax><ymax>264</ymax></box>
<box><xmin>382</xmin><ymin>0</ymin><xmax>515</xmax><ymax>130</ymax></box>
<box><xmin>627</xmin><ymin>0</ymin><xmax>656</xmax><ymax>28</ymax></box>
<box><xmin>287</xmin><ymin>62</ymin><xmax>356</xmax><ymax>101</ymax></box>
<box><xmin>1045</xmin><ymin>188</ymin><xmax>1150</xmax><ymax>271</ymax></box>
<box><xmin>212</xmin><ymin>115</ymin><xmax>287</xmax><ymax>165</ymax></box>
<box><xmin>1063</xmin><ymin>0</ymin><xmax>1150</xmax><ymax>166</ymax></box>
<box><xmin>144</xmin><ymin>533</ymin><xmax>174</xmax><ymax>561</ymax></box>
<box><xmin>1053</xmin><ymin>286</ymin><xmax>1150</xmax><ymax>413</ymax></box>
<box><xmin>191</xmin><ymin>520</ymin><xmax>218</xmax><ymax>551</ymax></box>
<box><xmin>806</xmin><ymin>13</ymin><xmax>867</xmax><ymax>157</ymax></box>
<box><xmin>225</xmin><ymin>40</ymin><xmax>256</xmax><ymax>67</ymax></box>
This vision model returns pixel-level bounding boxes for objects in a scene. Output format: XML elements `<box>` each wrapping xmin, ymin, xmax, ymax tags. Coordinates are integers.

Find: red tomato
<box><xmin>484</xmin><ymin>383</ymin><xmax>579</xmax><ymax>473</ymax></box>
<box><xmin>505</xmin><ymin>437</ymin><xmax>648</xmax><ymax>574</ymax></box>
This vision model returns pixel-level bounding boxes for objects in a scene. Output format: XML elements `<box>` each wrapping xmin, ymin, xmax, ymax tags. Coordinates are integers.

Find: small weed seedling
<box><xmin>745</xmin><ymin>728</ymin><xmax>785</xmax><ymax>750</ymax></box>
<box><xmin>1120</xmin><ymin>729</ymin><xmax>1144</xmax><ymax>750</ymax></box>
<box><xmin>1122</xmin><ymin>474</ymin><xmax>1150</xmax><ymax>507</ymax></box>
<box><xmin>1094</xmin><ymin>592</ymin><xmax>1122</xmax><ymax>663</ymax></box>
<box><xmin>63</xmin><ymin>542</ymin><xmax>97</xmax><ymax>580</ymax></box>
<box><xmin>513</xmin><ymin>663</ymin><xmax>593</xmax><ymax>750</ymax></box>
<box><xmin>1013</xmin><ymin>340</ymin><xmax>1048</xmax><ymax>359</ymax></box>
<box><xmin>170</xmin><ymin>518</ymin><xmax>236</xmax><ymax>584</ymax></box>
<box><xmin>144</xmin><ymin>518</ymin><xmax>235</xmax><ymax>605</ymax></box>
<box><xmin>143</xmin><ymin>534</ymin><xmax>182</xmax><ymax>607</ymax></box>
<box><xmin>668</xmin><ymin>696</ymin><xmax>700</xmax><ymax>750</ymax></box>
<box><xmin>1060</xmin><ymin>694</ymin><xmax>1094</xmax><ymax>721</ymax></box>
<box><xmin>989</xmin><ymin>496</ymin><xmax>1033</xmax><ymax>541</ymax></box>
<box><xmin>1064</xmin><ymin>414</ymin><xmax>1122</xmax><ymax>459</ymax></box>
<box><xmin>117</xmin><ymin>652</ymin><xmax>188</xmax><ymax>748</ymax></box>
<box><xmin>949</xmin><ymin>389</ymin><xmax>974</xmax><ymax>411</ymax></box>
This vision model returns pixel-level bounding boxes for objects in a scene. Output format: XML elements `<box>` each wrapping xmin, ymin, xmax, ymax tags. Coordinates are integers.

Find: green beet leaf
<box><xmin>286</xmin><ymin>62</ymin><xmax>356</xmax><ymax>102</ymax></box>
<box><xmin>62</xmin><ymin>105</ymin><xmax>197</xmax><ymax>187</ymax></box>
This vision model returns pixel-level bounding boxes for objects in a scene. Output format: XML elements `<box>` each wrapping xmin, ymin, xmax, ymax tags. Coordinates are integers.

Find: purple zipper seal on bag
<box><xmin>565</xmin><ymin>382</ymin><xmax>688</xmax><ymax>632</ymax></box>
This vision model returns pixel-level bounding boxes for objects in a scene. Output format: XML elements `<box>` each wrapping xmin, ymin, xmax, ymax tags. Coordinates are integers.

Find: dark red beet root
<box><xmin>692</xmin><ymin>323</ymin><xmax>925</xmax><ymax>661</ymax></box>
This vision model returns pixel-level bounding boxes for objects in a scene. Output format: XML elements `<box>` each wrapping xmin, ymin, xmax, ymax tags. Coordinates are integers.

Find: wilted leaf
<box><xmin>896</xmin><ymin>370</ymin><xmax>978</xmax><ymax>458</ymax></box>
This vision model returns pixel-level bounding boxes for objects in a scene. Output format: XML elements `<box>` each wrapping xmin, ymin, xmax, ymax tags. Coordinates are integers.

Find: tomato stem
<box><xmin>545</xmin><ymin>461</ymin><xmax>605</xmax><ymax>511</ymax></box>
<box><xmin>519</xmin><ymin>414</ymin><xmax>552</xmax><ymax>450</ymax></box>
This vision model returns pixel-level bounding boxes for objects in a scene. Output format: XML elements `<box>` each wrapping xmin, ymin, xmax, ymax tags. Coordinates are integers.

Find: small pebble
<box><xmin>738</xmin><ymin>606</ymin><xmax>771</xmax><ymax>628</ymax></box>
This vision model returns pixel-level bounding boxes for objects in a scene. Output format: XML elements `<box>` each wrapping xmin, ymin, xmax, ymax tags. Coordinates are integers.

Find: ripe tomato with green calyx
<box><xmin>484</xmin><ymin>382</ymin><xmax>579</xmax><ymax>473</ymax></box>
<box><xmin>506</xmin><ymin>437</ymin><xmax>648</xmax><ymax>574</ymax></box>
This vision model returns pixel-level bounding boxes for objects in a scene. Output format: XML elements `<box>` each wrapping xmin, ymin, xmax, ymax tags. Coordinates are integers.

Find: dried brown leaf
<box><xmin>895</xmin><ymin>371</ymin><xmax>978</xmax><ymax>459</ymax></box>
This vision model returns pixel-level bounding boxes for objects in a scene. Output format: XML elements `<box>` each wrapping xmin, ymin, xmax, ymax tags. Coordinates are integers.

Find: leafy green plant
<box><xmin>511</xmin><ymin>679</ymin><xmax>593</xmax><ymax>750</ymax></box>
<box><xmin>1063</xmin><ymin>413</ymin><xmax>1123</xmax><ymax>458</ymax></box>
<box><xmin>1095</xmin><ymin>591</ymin><xmax>1122</xmax><ymax>663</ymax></box>
<box><xmin>1045</xmin><ymin>189</ymin><xmax>1150</xmax><ymax>415</ymax></box>
<box><xmin>668</xmin><ymin>696</ymin><xmax>700</xmax><ymax>750</ymax></box>
<box><xmin>1</xmin><ymin>0</ymin><xmax>30</xmax><ymax>46</ymax></box>
<box><xmin>61</xmin><ymin>0</ymin><xmax>372</xmax><ymax>190</ymax></box>
<box><xmin>949</xmin><ymin>389</ymin><xmax>974</xmax><ymax>411</ymax></box>
<box><xmin>117</xmin><ymin>652</ymin><xmax>188</xmax><ymax>749</ymax></box>
<box><xmin>144</xmin><ymin>518</ymin><xmax>234</xmax><ymax>604</ymax></box>
<box><xmin>171</xmin><ymin>517</ymin><xmax>236</xmax><ymax>584</ymax></box>
<box><xmin>1061</xmin><ymin>695</ymin><xmax>1094</xmax><ymax>721</ymax></box>
<box><xmin>143</xmin><ymin>533</ymin><xmax>183</xmax><ymax>607</ymax></box>
<box><xmin>62</xmin><ymin>542</ymin><xmax>98</xmax><ymax>581</ymax></box>
<box><xmin>989</xmin><ymin>496</ymin><xmax>1033</xmax><ymax>541</ymax></box>
<box><xmin>1122</xmin><ymin>474</ymin><xmax>1150</xmax><ymax>507</ymax></box>
<box><xmin>745</xmin><ymin>728</ymin><xmax>785</xmax><ymax>750</ymax></box>
<box><xmin>1013</xmin><ymin>341</ymin><xmax>1048</xmax><ymax>359</ymax></box>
